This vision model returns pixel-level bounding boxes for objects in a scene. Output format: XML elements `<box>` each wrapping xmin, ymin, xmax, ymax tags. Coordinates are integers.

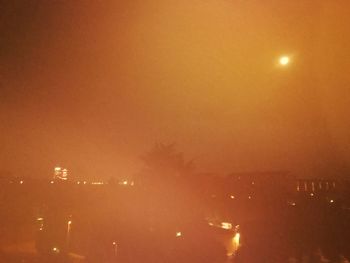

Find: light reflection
<box><xmin>233</xmin><ymin>232</ymin><xmax>240</xmax><ymax>248</ymax></box>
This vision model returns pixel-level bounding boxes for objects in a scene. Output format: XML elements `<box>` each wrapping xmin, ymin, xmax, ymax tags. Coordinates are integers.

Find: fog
<box><xmin>1</xmin><ymin>0</ymin><xmax>349</xmax><ymax>179</ymax></box>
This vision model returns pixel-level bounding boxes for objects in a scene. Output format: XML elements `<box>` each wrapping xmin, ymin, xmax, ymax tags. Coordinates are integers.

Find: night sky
<box><xmin>1</xmin><ymin>0</ymin><xmax>349</xmax><ymax>179</ymax></box>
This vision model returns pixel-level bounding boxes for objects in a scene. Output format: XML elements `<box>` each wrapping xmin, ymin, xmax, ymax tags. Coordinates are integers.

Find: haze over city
<box><xmin>1</xmin><ymin>0</ymin><xmax>350</xmax><ymax>179</ymax></box>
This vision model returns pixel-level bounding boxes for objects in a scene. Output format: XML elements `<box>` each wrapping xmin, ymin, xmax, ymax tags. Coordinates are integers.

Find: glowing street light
<box><xmin>279</xmin><ymin>55</ymin><xmax>290</xmax><ymax>66</ymax></box>
<box><xmin>112</xmin><ymin>241</ymin><xmax>118</xmax><ymax>257</ymax></box>
<box><xmin>66</xmin><ymin>220</ymin><xmax>72</xmax><ymax>249</ymax></box>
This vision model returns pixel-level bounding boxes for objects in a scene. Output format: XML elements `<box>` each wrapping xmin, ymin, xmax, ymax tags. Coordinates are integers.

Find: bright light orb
<box><xmin>279</xmin><ymin>56</ymin><xmax>290</xmax><ymax>66</ymax></box>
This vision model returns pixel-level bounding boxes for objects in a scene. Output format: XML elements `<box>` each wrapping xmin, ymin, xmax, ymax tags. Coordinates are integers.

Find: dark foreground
<box><xmin>0</xmin><ymin>178</ymin><xmax>349</xmax><ymax>262</ymax></box>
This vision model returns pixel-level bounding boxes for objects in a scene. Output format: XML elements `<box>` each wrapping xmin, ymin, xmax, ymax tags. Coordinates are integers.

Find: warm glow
<box><xmin>91</xmin><ymin>181</ymin><xmax>104</xmax><ymax>185</ymax></box>
<box><xmin>227</xmin><ymin>232</ymin><xmax>241</xmax><ymax>256</ymax></box>
<box><xmin>176</xmin><ymin>231</ymin><xmax>182</xmax><ymax>237</ymax></box>
<box><xmin>221</xmin><ymin>222</ymin><xmax>233</xmax><ymax>230</ymax></box>
<box><xmin>279</xmin><ymin>56</ymin><xmax>290</xmax><ymax>65</ymax></box>
<box><xmin>233</xmin><ymin>233</ymin><xmax>240</xmax><ymax>247</ymax></box>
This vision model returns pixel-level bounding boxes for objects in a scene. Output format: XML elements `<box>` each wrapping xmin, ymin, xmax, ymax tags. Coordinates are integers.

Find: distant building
<box><xmin>53</xmin><ymin>167</ymin><xmax>68</xmax><ymax>181</ymax></box>
<box><xmin>296</xmin><ymin>179</ymin><xmax>337</xmax><ymax>193</ymax></box>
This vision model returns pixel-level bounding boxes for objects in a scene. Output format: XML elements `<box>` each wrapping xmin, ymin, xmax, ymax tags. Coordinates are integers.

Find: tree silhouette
<box><xmin>138</xmin><ymin>143</ymin><xmax>194</xmax><ymax>184</ymax></box>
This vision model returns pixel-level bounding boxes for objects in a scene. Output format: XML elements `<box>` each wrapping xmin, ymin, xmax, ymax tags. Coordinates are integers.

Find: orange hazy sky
<box><xmin>1</xmin><ymin>0</ymin><xmax>349</xmax><ymax>179</ymax></box>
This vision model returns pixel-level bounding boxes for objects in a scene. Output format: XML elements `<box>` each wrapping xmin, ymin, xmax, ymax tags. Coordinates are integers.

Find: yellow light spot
<box><xmin>221</xmin><ymin>222</ymin><xmax>232</xmax><ymax>230</ymax></box>
<box><xmin>176</xmin><ymin>231</ymin><xmax>182</xmax><ymax>237</ymax></box>
<box><xmin>233</xmin><ymin>233</ymin><xmax>240</xmax><ymax>247</ymax></box>
<box><xmin>279</xmin><ymin>56</ymin><xmax>290</xmax><ymax>65</ymax></box>
<box><xmin>91</xmin><ymin>181</ymin><xmax>104</xmax><ymax>185</ymax></box>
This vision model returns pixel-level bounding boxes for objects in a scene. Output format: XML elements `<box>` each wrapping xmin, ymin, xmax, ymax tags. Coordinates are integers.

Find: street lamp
<box><xmin>66</xmin><ymin>220</ymin><xmax>72</xmax><ymax>249</ymax></box>
<box><xmin>112</xmin><ymin>241</ymin><xmax>118</xmax><ymax>258</ymax></box>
